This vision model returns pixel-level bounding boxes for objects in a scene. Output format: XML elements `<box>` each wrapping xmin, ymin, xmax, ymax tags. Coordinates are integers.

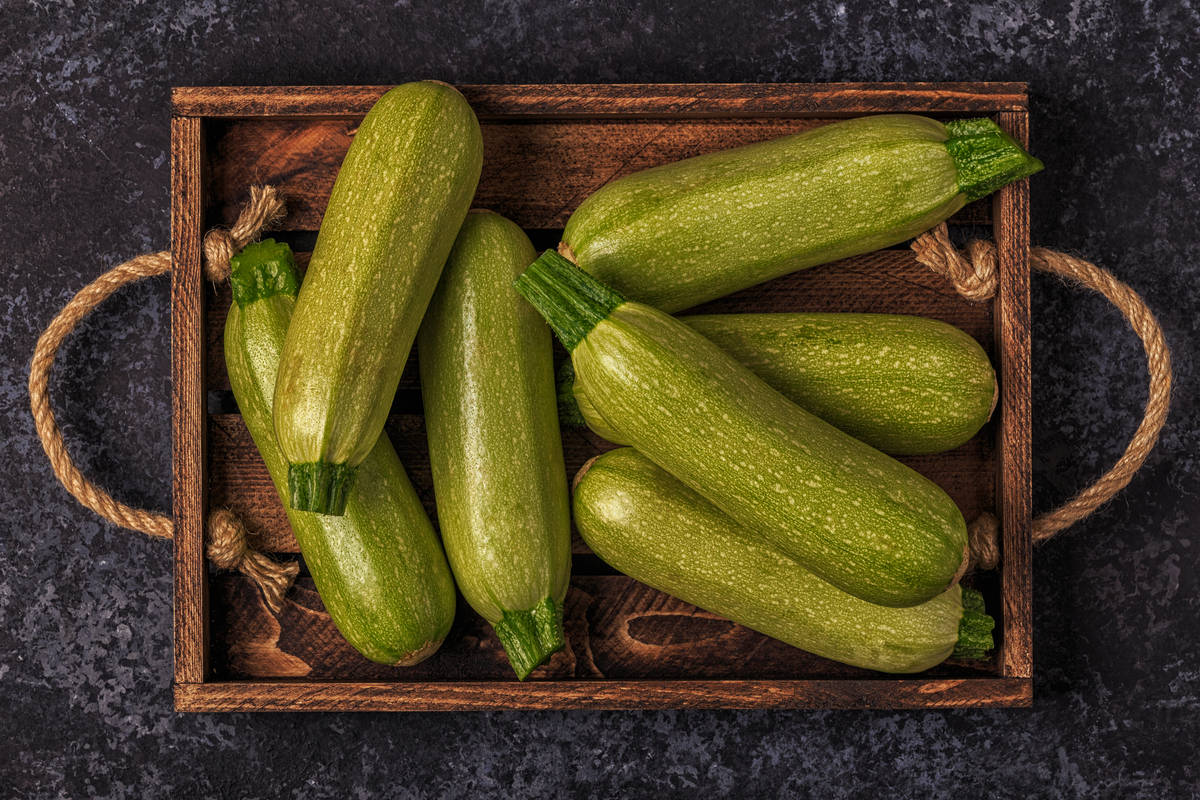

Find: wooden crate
<box><xmin>171</xmin><ymin>83</ymin><xmax>1032</xmax><ymax>711</ymax></box>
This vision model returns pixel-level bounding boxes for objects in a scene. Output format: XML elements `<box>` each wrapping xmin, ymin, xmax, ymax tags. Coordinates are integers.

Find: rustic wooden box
<box><xmin>171</xmin><ymin>83</ymin><xmax>1032</xmax><ymax>712</ymax></box>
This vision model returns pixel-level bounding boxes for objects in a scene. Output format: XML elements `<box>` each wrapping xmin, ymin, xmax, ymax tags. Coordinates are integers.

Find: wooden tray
<box><xmin>171</xmin><ymin>83</ymin><xmax>1032</xmax><ymax>712</ymax></box>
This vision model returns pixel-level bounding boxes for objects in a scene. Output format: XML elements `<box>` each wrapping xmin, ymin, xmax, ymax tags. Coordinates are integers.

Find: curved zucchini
<box><xmin>274</xmin><ymin>81</ymin><xmax>483</xmax><ymax>514</ymax></box>
<box><xmin>418</xmin><ymin>212</ymin><xmax>571</xmax><ymax>679</ymax></box>
<box><xmin>563</xmin><ymin>115</ymin><xmax>1042</xmax><ymax>311</ymax></box>
<box><xmin>515</xmin><ymin>251</ymin><xmax>968</xmax><ymax>608</ymax></box>
<box><xmin>562</xmin><ymin>312</ymin><xmax>996</xmax><ymax>455</ymax></box>
<box><xmin>574</xmin><ymin>448</ymin><xmax>993</xmax><ymax>673</ymax></box>
<box><xmin>225</xmin><ymin>240</ymin><xmax>457</xmax><ymax>665</ymax></box>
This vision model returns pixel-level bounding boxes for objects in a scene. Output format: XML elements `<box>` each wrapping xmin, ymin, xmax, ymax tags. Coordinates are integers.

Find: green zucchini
<box><xmin>274</xmin><ymin>81</ymin><xmax>483</xmax><ymax>514</ymax></box>
<box><xmin>574</xmin><ymin>448</ymin><xmax>993</xmax><ymax>673</ymax></box>
<box><xmin>562</xmin><ymin>312</ymin><xmax>996</xmax><ymax>455</ymax></box>
<box><xmin>224</xmin><ymin>240</ymin><xmax>457</xmax><ymax>665</ymax></box>
<box><xmin>562</xmin><ymin>115</ymin><xmax>1042</xmax><ymax>311</ymax></box>
<box><xmin>418</xmin><ymin>211</ymin><xmax>571</xmax><ymax>679</ymax></box>
<box><xmin>515</xmin><ymin>251</ymin><xmax>968</xmax><ymax>608</ymax></box>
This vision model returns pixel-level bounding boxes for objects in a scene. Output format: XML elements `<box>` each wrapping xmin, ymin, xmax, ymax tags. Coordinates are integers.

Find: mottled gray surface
<box><xmin>1</xmin><ymin>0</ymin><xmax>1197</xmax><ymax>797</ymax></box>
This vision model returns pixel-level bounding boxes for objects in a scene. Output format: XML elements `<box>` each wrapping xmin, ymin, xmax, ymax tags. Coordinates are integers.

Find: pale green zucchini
<box><xmin>274</xmin><ymin>81</ymin><xmax>483</xmax><ymax>514</ymax></box>
<box><xmin>515</xmin><ymin>251</ymin><xmax>969</xmax><ymax>608</ymax></box>
<box><xmin>562</xmin><ymin>115</ymin><xmax>1042</xmax><ymax>311</ymax></box>
<box><xmin>418</xmin><ymin>212</ymin><xmax>571</xmax><ymax>679</ymax></box>
<box><xmin>224</xmin><ymin>240</ymin><xmax>457</xmax><ymax>665</ymax></box>
<box><xmin>562</xmin><ymin>312</ymin><xmax>996</xmax><ymax>455</ymax></box>
<box><xmin>574</xmin><ymin>448</ymin><xmax>993</xmax><ymax>673</ymax></box>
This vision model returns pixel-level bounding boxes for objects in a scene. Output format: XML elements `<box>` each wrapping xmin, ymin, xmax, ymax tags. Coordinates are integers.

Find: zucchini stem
<box><xmin>945</xmin><ymin>118</ymin><xmax>1044</xmax><ymax>202</ymax></box>
<box><xmin>493</xmin><ymin>597</ymin><xmax>566</xmax><ymax>680</ymax></box>
<box><xmin>513</xmin><ymin>250</ymin><xmax>625</xmax><ymax>352</ymax></box>
<box><xmin>952</xmin><ymin>587</ymin><xmax>995</xmax><ymax>660</ymax></box>
<box><xmin>229</xmin><ymin>238</ymin><xmax>300</xmax><ymax>308</ymax></box>
<box><xmin>288</xmin><ymin>461</ymin><xmax>355</xmax><ymax>516</ymax></box>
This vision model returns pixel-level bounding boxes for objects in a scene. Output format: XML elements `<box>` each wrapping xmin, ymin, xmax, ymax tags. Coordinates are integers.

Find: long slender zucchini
<box><xmin>562</xmin><ymin>115</ymin><xmax>1042</xmax><ymax>311</ymax></box>
<box><xmin>562</xmin><ymin>312</ymin><xmax>996</xmax><ymax>455</ymax></box>
<box><xmin>274</xmin><ymin>81</ymin><xmax>483</xmax><ymax>514</ymax></box>
<box><xmin>574</xmin><ymin>448</ymin><xmax>993</xmax><ymax>673</ymax></box>
<box><xmin>515</xmin><ymin>251</ymin><xmax>968</xmax><ymax>608</ymax></box>
<box><xmin>418</xmin><ymin>212</ymin><xmax>571</xmax><ymax>679</ymax></box>
<box><xmin>225</xmin><ymin>240</ymin><xmax>457</xmax><ymax>665</ymax></box>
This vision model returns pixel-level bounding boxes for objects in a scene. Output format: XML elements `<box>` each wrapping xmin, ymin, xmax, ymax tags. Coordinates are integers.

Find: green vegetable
<box><xmin>561</xmin><ymin>312</ymin><xmax>996</xmax><ymax>455</ymax></box>
<box><xmin>224</xmin><ymin>240</ymin><xmax>457</xmax><ymax>665</ymax></box>
<box><xmin>418</xmin><ymin>212</ymin><xmax>571</xmax><ymax>679</ymax></box>
<box><xmin>515</xmin><ymin>251</ymin><xmax>968</xmax><ymax>608</ymax></box>
<box><xmin>574</xmin><ymin>448</ymin><xmax>993</xmax><ymax>672</ymax></box>
<box><xmin>274</xmin><ymin>81</ymin><xmax>483</xmax><ymax>514</ymax></box>
<box><xmin>562</xmin><ymin>115</ymin><xmax>1042</xmax><ymax>311</ymax></box>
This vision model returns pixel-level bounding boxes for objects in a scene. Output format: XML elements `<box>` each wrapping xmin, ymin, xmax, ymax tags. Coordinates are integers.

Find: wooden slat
<box><xmin>176</xmin><ymin>677</ymin><xmax>1031</xmax><ymax>712</ymax></box>
<box><xmin>205</xmin><ymin>117</ymin><xmax>991</xmax><ymax>232</ymax></box>
<box><xmin>210</xmin><ymin>574</ymin><xmax>998</xmax><ymax>683</ymax></box>
<box><xmin>206</xmin><ymin>249</ymin><xmax>995</xmax><ymax>391</ymax></box>
<box><xmin>174</xmin><ymin>83</ymin><xmax>1029</xmax><ymax>118</ymax></box>
<box><xmin>994</xmin><ymin>112</ymin><xmax>1033</xmax><ymax>679</ymax></box>
<box><xmin>171</xmin><ymin>116</ymin><xmax>207</xmax><ymax>684</ymax></box>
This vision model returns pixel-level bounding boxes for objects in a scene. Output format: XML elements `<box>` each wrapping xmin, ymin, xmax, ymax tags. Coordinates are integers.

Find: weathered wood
<box><xmin>174</xmin><ymin>83</ymin><xmax>1029</xmax><ymax>118</ymax></box>
<box><xmin>994</xmin><ymin>112</ymin><xmax>1034</xmax><ymax>679</ymax></box>
<box><xmin>174</xmin><ymin>82</ymin><xmax>1034</xmax><ymax>711</ymax></box>
<box><xmin>175</xmin><ymin>677</ymin><xmax>1031</xmax><ymax>712</ymax></box>
<box><xmin>210</xmin><ymin>574</ymin><xmax>996</xmax><ymax>682</ymax></box>
<box><xmin>206</xmin><ymin>117</ymin><xmax>991</xmax><ymax>232</ymax></box>
<box><xmin>171</xmin><ymin>115</ymin><xmax>208</xmax><ymax>684</ymax></box>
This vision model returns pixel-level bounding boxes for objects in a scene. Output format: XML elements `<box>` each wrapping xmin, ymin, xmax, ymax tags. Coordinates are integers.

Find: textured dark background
<box><xmin>2</xmin><ymin>1</ymin><xmax>1197</xmax><ymax>797</ymax></box>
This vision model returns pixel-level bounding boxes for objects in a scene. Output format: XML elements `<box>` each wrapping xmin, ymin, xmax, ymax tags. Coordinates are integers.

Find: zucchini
<box><xmin>562</xmin><ymin>312</ymin><xmax>996</xmax><ymax>455</ymax></box>
<box><xmin>418</xmin><ymin>212</ymin><xmax>571</xmax><ymax>679</ymax></box>
<box><xmin>562</xmin><ymin>115</ymin><xmax>1042</xmax><ymax>311</ymax></box>
<box><xmin>224</xmin><ymin>240</ymin><xmax>457</xmax><ymax>665</ymax></box>
<box><xmin>514</xmin><ymin>251</ymin><xmax>968</xmax><ymax>607</ymax></box>
<box><xmin>274</xmin><ymin>81</ymin><xmax>483</xmax><ymax>514</ymax></box>
<box><xmin>574</xmin><ymin>448</ymin><xmax>993</xmax><ymax>673</ymax></box>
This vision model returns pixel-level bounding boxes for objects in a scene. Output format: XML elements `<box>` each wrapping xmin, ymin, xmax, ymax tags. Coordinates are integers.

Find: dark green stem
<box><xmin>229</xmin><ymin>238</ymin><xmax>300</xmax><ymax>308</ymax></box>
<box><xmin>493</xmin><ymin>597</ymin><xmax>566</xmax><ymax>680</ymax></box>
<box><xmin>952</xmin><ymin>587</ymin><xmax>995</xmax><ymax>660</ymax></box>
<box><xmin>555</xmin><ymin>360</ymin><xmax>587</xmax><ymax>426</ymax></box>
<box><xmin>944</xmin><ymin>118</ymin><xmax>1044</xmax><ymax>202</ymax></box>
<box><xmin>513</xmin><ymin>250</ymin><xmax>625</xmax><ymax>352</ymax></box>
<box><xmin>287</xmin><ymin>461</ymin><xmax>355</xmax><ymax>516</ymax></box>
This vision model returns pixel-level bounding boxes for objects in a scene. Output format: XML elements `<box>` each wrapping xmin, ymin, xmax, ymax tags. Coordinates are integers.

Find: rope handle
<box><xmin>28</xmin><ymin>186</ymin><xmax>297</xmax><ymax>612</ymax></box>
<box><xmin>913</xmin><ymin>223</ymin><xmax>1173</xmax><ymax>569</ymax></box>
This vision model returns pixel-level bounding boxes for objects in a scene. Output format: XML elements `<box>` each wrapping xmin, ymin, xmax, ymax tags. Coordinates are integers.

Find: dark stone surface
<box><xmin>2</xmin><ymin>1</ymin><xmax>1196</xmax><ymax>796</ymax></box>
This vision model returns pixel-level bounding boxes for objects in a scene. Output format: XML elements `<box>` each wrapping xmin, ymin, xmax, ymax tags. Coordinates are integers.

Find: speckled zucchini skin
<box><xmin>274</xmin><ymin>81</ymin><xmax>483</xmax><ymax>514</ymax></box>
<box><xmin>574</xmin><ymin>448</ymin><xmax>987</xmax><ymax>673</ymax></box>
<box><xmin>563</xmin><ymin>115</ymin><xmax>1041</xmax><ymax>312</ymax></box>
<box><xmin>568</xmin><ymin>312</ymin><xmax>996</xmax><ymax>455</ymax></box>
<box><xmin>418</xmin><ymin>212</ymin><xmax>571</xmax><ymax>679</ymax></box>
<box><xmin>224</xmin><ymin>242</ymin><xmax>457</xmax><ymax>666</ymax></box>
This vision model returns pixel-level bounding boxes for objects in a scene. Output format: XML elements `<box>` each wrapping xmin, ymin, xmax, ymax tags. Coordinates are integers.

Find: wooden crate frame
<box><xmin>171</xmin><ymin>83</ymin><xmax>1032</xmax><ymax>711</ymax></box>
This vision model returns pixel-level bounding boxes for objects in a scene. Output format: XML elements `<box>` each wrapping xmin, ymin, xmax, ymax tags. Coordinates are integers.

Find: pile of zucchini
<box><xmin>224</xmin><ymin>82</ymin><xmax>1041</xmax><ymax>678</ymax></box>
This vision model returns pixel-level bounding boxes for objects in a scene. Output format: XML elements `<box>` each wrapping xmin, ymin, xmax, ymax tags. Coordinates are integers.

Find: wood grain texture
<box><xmin>175</xmin><ymin>82</ymin><xmax>1034</xmax><ymax>710</ymax></box>
<box><xmin>210</xmin><ymin>574</ymin><xmax>998</xmax><ymax>682</ymax></box>
<box><xmin>205</xmin><ymin>118</ymin><xmax>991</xmax><ymax>232</ymax></box>
<box><xmin>175</xmin><ymin>677</ymin><xmax>1031</xmax><ymax>712</ymax></box>
<box><xmin>994</xmin><ymin>112</ymin><xmax>1034</xmax><ymax>679</ymax></box>
<box><xmin>174</xmin><ymin>83</ymin><xmax>1029</xmax><ymax>118</ymax></box>
<box><xmin>171</xmin><ymin>115</ymin><xmax>207</xmax><ymax>684</ymax></box>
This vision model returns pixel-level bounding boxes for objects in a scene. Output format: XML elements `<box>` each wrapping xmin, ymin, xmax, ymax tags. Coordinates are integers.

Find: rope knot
<box><xmin>201</xmin><ymin>185</ymin><xmax>286</xmax><ymax>283</ymax></box>
<box><xmin>967</xmin><ymin>512</ymin><xmax>1001</xmax><ymax>571</ymax></box>
<box><xmin>912</xmin><ymin>224</ymin><xmax>998</xmax><ymax>301</ymax></box>
<box><xmin>205</xmin><ymin>509</ymin><xmax>298</xmax><ymax>613</ymax></box>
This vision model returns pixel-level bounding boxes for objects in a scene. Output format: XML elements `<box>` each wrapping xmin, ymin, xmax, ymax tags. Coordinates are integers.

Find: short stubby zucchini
<box><xmin>274</xmin><ymin>81</ymin><xmax>483</xmax><ymax>514</ymax></box>
<box><xmin>225</xmin><ymin>240</ymin><xmax>457</xmax><ymax>666</ymax></box>
<box><xmin>561</xmin><ymin>312</ymin><xmax>997</xmax><ymax>455</ymax></box>
<box><xmin>515</xmin><ymin>251</ymin><xmax>969</xmax><ymax>608</ymax></box>
<box><xmin>561</xmin><ymin>115</ymin><xmax>1042</xmax><ymax>311</ymax></box>
<box><xmin>574</xmin><ymin>448</ymin><xmax>993</xmax><ymax>673</ymax></box>
<box><xmin>418</xmin><ymin>212</ymin><xmax>572</xmax><ymax>679</ymax></box>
